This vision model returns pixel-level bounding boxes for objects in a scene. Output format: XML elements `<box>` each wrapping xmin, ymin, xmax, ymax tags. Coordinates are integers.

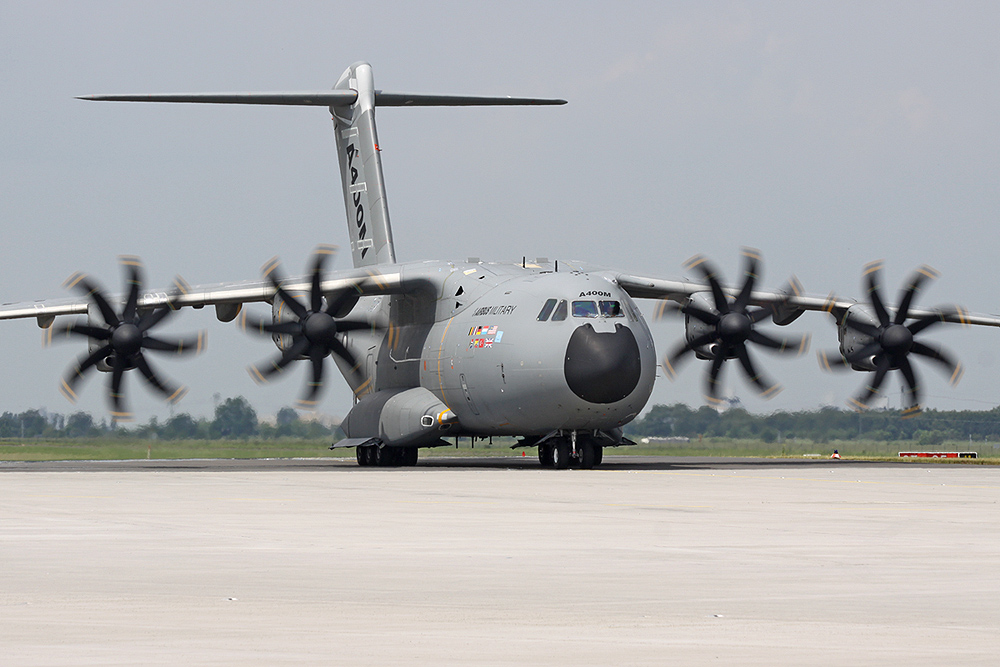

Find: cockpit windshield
<box><xmin>599</xmin><ymin>300</ymin><xmax>623</xmax><ymax>318</ymax></box>
<box><xmin>572</xmin><ymin>300</ymin><xmax>599</xmax><ymax>318</ymax></box>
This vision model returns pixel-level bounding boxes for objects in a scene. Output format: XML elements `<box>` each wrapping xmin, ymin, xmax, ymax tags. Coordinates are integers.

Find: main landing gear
<box><xmin>356</xmin><ymin>444</ymin><xmax>419</xmax><ymax>467</ymax></box>
<box><xmin>537</xmin><ymin>434</ymin><xmax>604</xmax><ymax>470</ymax></box>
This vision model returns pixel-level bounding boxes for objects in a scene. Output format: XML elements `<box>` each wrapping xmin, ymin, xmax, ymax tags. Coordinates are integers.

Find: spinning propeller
<box><xmin>818</xmin><ymin>262</ymin><xmax>966</xmax><ymax>416</ymax></box>
<box><xmin>243</xmin><ymin>245</ymin><xmax>373</xmax><ymax>408</ymax></box>
<box><xmin>48</xmin><ymin>256</ymin><xmax>205</xmax><ymax>422</ymax></box>
<box><xmin>658</xmin><ymin>249</ymin><xmax>810</xmax><ymax>404</ymax></box>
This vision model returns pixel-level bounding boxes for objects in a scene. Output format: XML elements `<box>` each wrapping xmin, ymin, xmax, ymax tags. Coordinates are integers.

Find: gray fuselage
<box><xmin>338</xmin><ymin>260</ymin><xmax>657</xmax><ymax>438</ymax></box>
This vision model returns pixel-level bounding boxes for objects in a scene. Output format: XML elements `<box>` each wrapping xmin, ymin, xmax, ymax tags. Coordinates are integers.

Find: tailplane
<box><xmin>79</xmin><ymin>62</ymin><xmax>566</xmax><ymax>268</ymax></box>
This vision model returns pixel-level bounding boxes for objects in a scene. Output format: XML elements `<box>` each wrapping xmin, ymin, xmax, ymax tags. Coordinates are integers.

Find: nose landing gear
<box><xmin>537</xmin><ymin>434</ymin><xmax>604</xmax><ymax>470</ymax></box>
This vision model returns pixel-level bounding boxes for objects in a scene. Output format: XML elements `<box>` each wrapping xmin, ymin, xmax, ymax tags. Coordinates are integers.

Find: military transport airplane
<box><xmin>1</xmin><ymin>62</ymin><xmax>998</xmax><ymax>468</ymax></box>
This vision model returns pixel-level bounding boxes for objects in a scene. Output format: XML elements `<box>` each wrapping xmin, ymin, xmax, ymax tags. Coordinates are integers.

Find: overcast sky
<box><xmin>2</xmin><ymin>1</ymin><xmax>1000</xmax><ymax>422</ymax></box>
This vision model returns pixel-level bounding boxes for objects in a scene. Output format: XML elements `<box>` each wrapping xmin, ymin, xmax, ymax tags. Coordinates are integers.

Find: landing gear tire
<box><xmin>375</xmin><ymin>446</ymin><xmax>398</xmax><ymax>467</ymax></box>
<box><xmin>357</xmin><ymin>444</ymin><xmax>377</xmax><ymax>467</ymax></box>
<box><xmin>552</xmin><ymin>440</ymin><xmax>571</xmax><ymax>470</ymax></box>
<box><xmin>579</xmin><ymin>442</ymin><xmax>597</xmax><ymax>469</ymax></box>
<box><xmin>538</xmin><ymin>444</ymin><xmax>554</xmax><ymax>467</ymax></box>
<box><xmin>400</xmin><ymin>447</ymin><xmax>419</xmax><ymax>467</ymax></box>
<box><xmin>593</xmin><ymin>444</ymin><xmax>603</xmax><ymax>466</ymax></box>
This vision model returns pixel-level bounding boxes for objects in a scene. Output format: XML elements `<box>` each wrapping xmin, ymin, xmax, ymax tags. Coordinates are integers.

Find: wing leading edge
<box><xmin>0</xmin><ymin>266</ymin><xmax>421</xmax><ymax>329</ymax></box>
<box><xmin>614</xmin><ymin>272</ymin><xmax>1000</xmax><ymax>328</ymax></box>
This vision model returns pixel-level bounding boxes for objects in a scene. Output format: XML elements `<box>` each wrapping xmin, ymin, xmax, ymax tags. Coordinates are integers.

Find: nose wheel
<box><xmin>538</xmin><ymin>436</ymin><xmax>603</xmax><ymax>469</ymax></box>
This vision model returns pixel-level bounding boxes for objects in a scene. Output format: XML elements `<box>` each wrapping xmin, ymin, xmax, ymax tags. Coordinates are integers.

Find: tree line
<box><xmin>0</xmin><ymin>397</ymin><xmax>336</xmax><ymax>440</ymax></box>
<box><xmin>625</xmin><ymin>403</ymin><xmax>1000</xmax><ymax>445</ymax></box>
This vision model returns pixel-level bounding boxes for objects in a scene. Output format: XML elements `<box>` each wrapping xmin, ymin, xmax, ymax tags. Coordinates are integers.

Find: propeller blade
<box><xmin>141</xmin><ymin>331</ymin><xmax>206</xmax><ymax>355</ymax></box>
<box><xmin>240</xmin><ymin>311</ymin><xmax>302</xmax><ymax>337</ymax></box>
<box><xmin>59</xmin><ymin>343</ymin><xmax>112</xmax><ymax>402</ymax></box>
<box><xmin>330</xmin><ymin>337</ymin><xmax>360</xmax><ymax>370</ymax></box>
<box><xmin>749</xmin><ymin>307</ymin><xmax>774</xmax><ymax>324</ymax></box>
<box><xmin>309</xmin><ymin>260</ymin><xmax>324</xmax><ymax>314</ymax></box>
<box><xmin>120</xmin><ymin>256</ymin><xmax>143</xmax><ymax>323</ymax></box>
<box><xmin>662</xmin><ymin>332</ymin><xmax>717</xmax><ymax>379</ymax></box>
<box><xmin>747</xmin><ymin>330</ymin><xmax>810</xmax><ymax>356</ymax></box>
<box><xmin>296</xmin><ymin>346</ymin><xmax>328</xmax><ymax>409</ymax></box>
<box><xmin>848</xmin><ymin>355</ymin><xmax>891</xmax><ymax>410</ymax></box>
<box><xmin>247</xmin><ymin>336</ymin><xmax>310</xmax><ymax>384</ymax></box>
<box><xmin>817</xmin><ymin>349</ymin><xmax>851</xmax><ymax>372</ymax></box>
<box><xmin>137</xmin><ymin>305</ymin><xmax>175</xmax><ymax>333</ymax></box>
<box><xmin>733</xmin><ymin>247</ymin><xmax>760</xmax><ymax>312</ymax></box>
<box><xmin>897</xmin><ymin>356</ymin><xmax>921</xmax><ymax>416</ymax></box>
<box><xmin>308</xmin><ymin>245</ymin><xmax>336</xmax><ymax>314</ymax></box>
<box><xmin>135</xmin><ymin>354</ymin><xmax>188</xmax><ymax>404</ymax></box>
<box><xmin>109</xmin><ymin>358</ymin><xmax>132</xmax><ymax>422</ymax></box>
<box><xmin>704</xmin><ymin>352</ymin><xmax>727</xmax><ymax>404</ymax></box>
<box><xmin>262</xmin><ymin>256</ymin><xmax>310</xmax><ymax>322</ymax></box>
<box><xmin>64</xmin><ymin>273</ymin><xmax>120</xmax><ymax>327</ymax></box>
<box><xmin>907</xmin><ymin>310</ymin><xmax>951</xmax><ymax>336</ymax></box>
<box><xmin>46</xmin><ymin>320</ymin><xmax>113</xmax><ymax>345</ymax></box>
<box><xmin>736</xmin><ymin>344</ymin><xmax>781</xmax><ymax>398</ymax></box>
<box><xmin>272</xmin><ymin>285</ymin><xmax>309</xmax><ymax>322</ymax></box>
<box><xmin>910</xmin><ymin>341</ymin><xmax>964</xmax><ymax>386</ymax></box>
<box><xmin>685</xmin><ymin>254</ymin><xmax>730</xmax><ymax>315</ymax></box>
<box><xmin>894</xmin><ymin>265</ymin><xmax>938</xmax><ymax>325</ymax></box>
<box><xmin>863</xmin><ymin>261</ymin><xmax>891</xmax><ymax>327</ymax></box>
<box><xmin>333</xmin><ymin>319</ymin><xmax>377</xmax><ymax>333</ymax></box>
<box><xmin>679</xmin><ymin>302</ymin><xmax>721</xmax><ymax>327</ymax></box>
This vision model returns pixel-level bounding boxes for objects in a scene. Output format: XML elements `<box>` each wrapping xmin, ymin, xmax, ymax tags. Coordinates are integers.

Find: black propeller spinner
<box><xmin>243</xmin><ymin>245</ymin><xmax>373</xmax><ymax>409</ymax></box>
<box><xmin>818</xmin><ymin>262</ymin><xmax>966</xmax><ymax>417</ymax></box>
<box><xmin>659</xmin><ymin>248</ymin><xmax>810</xmax><ymax>405</ymax></box>
<box><xmin>50</xmin><ymin>256</ymin><xmax>205</xmax><ymax>422</ymax></box>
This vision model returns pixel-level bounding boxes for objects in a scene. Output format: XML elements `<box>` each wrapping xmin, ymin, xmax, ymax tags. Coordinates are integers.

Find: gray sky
<box><xmin>2</xmin><ymin>1</ymin><xmax>1000</xmax><ymax>422</ymax></box>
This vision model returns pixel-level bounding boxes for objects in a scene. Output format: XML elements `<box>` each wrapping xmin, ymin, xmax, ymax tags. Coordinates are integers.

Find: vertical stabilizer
<box><xmin>332</xmin><ymin>63</ymin><xmax>396</xmax><ymax>268</ymax></box>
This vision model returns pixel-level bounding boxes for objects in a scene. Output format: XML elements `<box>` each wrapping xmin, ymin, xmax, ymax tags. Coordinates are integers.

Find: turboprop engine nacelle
<box><xmin>837</xmin><ymin>304</ymin><xmax>879</xmax><ymax>372</ymax></box>
<box><xmin>271</xmin><ymin>296</ymin><xmax>300</xmax><ymax>354</ymax></box>
<box><xmin>683</xmin><ymin>292</ymin><xmax>718</xmax><ymax>360</ymax></box>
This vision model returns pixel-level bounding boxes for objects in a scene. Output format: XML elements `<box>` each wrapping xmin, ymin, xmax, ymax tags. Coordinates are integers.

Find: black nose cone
<box><xmin>564</xmin><ymin>323</ymin><xmax>642</xmax><ymax>404</ymax></box>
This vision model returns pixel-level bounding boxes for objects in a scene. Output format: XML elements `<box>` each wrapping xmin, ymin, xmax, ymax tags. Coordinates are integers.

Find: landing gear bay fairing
<box><xmin>2</xmin><ymin>62</ymin><xmax>998</xmax><ymax>467</ymax></box>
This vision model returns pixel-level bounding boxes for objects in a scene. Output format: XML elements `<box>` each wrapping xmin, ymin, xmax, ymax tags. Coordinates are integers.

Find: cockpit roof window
<box><xmin>572</xmin><ymin>300</ymin><xmax>599</xmax><ymax>318</ymax></box>
<box><xmin>552</xmin><ymin>299</ymin><xmax>568</xmax><ymax>321</ymax></box>
<box><xmin>536</xmin><ymin>298</ymin><xmax>557</xmax><ymax>321</ymax></box>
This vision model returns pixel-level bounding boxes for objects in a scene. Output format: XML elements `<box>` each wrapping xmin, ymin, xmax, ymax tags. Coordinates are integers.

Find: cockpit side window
<box><xmin>552</xmin><ymin>299</ymin><xmax>568</xmax><ymax>321</ymax></box>
<box><xmin>599</xmin><ymin>300</ymin><xmax>624</xmax><ymax>318</ymax></box>
<box><xmin>536</xmin><ymin>298</ymin><xmax>557</xmax><ymax>321</ymax></box>
<box><xmin>572</xmin><ymin>300</ymin><xmax>599</xmax><ymax>318</ymax></box>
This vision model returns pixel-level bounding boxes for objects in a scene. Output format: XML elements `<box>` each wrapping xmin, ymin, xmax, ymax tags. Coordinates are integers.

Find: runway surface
<box><xmin>3</xmin><ymin>456</ymin><xmax>999</xmax><ymax>665</ymax></box>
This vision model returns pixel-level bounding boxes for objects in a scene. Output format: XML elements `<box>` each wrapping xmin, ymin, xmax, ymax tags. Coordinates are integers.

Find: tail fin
<box><xmin>78</xmin><ymin>62</ymin><xmax>566</xmax><ymax>268</ymax></box>
<box><xmin>332</xmin><ymin>63</ymin><xmax>394</xmax><ymax>267</ymax></box>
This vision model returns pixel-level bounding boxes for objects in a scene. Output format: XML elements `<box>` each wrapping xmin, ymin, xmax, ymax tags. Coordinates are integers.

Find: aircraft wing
<box><xmin>0</xmin><ymin>266</ymin><xmax>420</xmax><ymax>329</ymax></box>
<box><xmin>614</xmin><ymin>271</ymin><xmax>1000</xmax><ymax>328</ymax></box>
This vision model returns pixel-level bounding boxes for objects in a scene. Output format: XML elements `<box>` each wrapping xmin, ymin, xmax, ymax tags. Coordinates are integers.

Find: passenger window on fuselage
<box><xmin>599</xmin><ymin>300</ymin><xmax>624</xmax><ymax>318</ymax></box>
<box><xmin>552</xmin><ymin>299</ymin><xmax>568</xmax><ymax>321</ymax></box>
<box><xmin>537</xmin><ymin>298</ymin><xmax>557</xmax><ymax>321</ymax></box>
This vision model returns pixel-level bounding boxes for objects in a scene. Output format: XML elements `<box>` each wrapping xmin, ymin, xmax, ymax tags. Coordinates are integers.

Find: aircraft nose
<box><xmin>564</xmin><ymin>323</ymin><xmax>642</xmax><ymax>404</ymax></box>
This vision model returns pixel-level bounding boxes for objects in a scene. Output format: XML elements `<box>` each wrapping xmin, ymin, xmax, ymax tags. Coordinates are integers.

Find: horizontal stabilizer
<box><xmin>77</xmin><ymin>91</ymin><xmax>360</xmax><ymax>106</ymax></box>
<box><xmin>374</xmin><ymin>92</ymin><xmax>566</xmax><ymax>106</ymax></box>
<box><xmin>78</xmin><ymin>91</ymin><xmax>566</xmax><ymax>108</ymax></box>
